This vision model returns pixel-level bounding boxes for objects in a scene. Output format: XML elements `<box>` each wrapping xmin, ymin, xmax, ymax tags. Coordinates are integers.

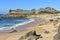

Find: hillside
<box><xmin>0</xmin><ymin>7</ymin><xmax>60</xmax><ymax>18</ymax></box>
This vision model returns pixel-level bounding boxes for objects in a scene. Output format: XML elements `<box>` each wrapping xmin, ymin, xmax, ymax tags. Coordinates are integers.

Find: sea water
<box><xmin>0</xmin><ymin>18</ymin><xmax>35</xmax><ymax>30</ymax></box>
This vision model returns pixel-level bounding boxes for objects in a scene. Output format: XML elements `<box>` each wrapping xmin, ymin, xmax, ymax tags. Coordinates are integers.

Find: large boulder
<box><xmin>19</xmin><ymin>30</ymin><xmax>42</xmax><ymax>40</ymax></box>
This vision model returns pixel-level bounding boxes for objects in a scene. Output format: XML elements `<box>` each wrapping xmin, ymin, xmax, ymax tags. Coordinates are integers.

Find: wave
<box><xmin>0</xmin><ymin>18</ymin><xmax>35</xmax><ymax>30</ymax></box>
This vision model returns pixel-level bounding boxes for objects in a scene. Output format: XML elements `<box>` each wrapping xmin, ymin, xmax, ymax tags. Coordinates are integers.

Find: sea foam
<box><xmin>0</xmin><ymin>18</ymin><xmax>35</xmax><ymax>30</ymax></box>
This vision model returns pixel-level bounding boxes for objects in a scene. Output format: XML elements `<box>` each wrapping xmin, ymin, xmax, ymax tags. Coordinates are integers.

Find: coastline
<box><xmin>0</xmin><ymin>17</ymin><xmax>58</xmax><ymax>40</ymax></box>
<box><xmin>0</xmin><ymin>15</ymin><xmax>59</xmax><ymax>40</ymax></box>
<box><xmin>0</xmin><ymin>18</ymin><xmax>35</xmax><ymax>30</ymax></box>
<box><xmin>0</xmin><ymin>18</ymin><xmax>42</xmax><ymax>34</ymax></box>
<box><xmin>0</xmin><ymin>7</ymin><xmax>59</xmax><ymax>40</ymax></box>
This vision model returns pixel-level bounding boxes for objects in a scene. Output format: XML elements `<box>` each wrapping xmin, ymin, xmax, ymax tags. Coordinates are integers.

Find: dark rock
<box><xmin>19</xmin><ymin>30</ymin><xmax>42</xmax><ymax>40</ymax></box>
<box><xmin>44</xmin><ymin>31</ymin><xmax>50</xmax><ymax>34</ymax></box>
<box><xmin>9</xmin><ymin>28</ymin><xmax>17</xmax><ymax>33</ymax></box>
<box><xmin>50</xmin><ymin>19</ymin><xmax>53</xmax><ymax>22</ymax></box>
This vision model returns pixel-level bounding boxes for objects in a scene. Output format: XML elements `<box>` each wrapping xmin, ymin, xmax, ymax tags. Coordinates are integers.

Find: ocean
<box><xmin>0</xmin><ymin>18</ymin><xmax>29</xmax><ymax>28</ymax></box>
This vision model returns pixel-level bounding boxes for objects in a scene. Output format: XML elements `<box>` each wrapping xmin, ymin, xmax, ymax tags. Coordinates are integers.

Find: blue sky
<box><xmin>0</xmin><ymin>0</ymin><xmax>60</xmax><ymax>14</ymax></box>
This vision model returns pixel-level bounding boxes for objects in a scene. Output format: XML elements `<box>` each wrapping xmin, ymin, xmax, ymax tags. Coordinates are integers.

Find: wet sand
<box><xmin>0</xmin><ymin>18</ymin><xmax>43</xmax><ymax>34</ymax></box>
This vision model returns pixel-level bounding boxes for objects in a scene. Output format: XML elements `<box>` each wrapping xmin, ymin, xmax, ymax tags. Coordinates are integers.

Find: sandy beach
<box><xmin>0</xmin><ymin>0</ymin><xmax>60</xmax><ymax>40</ymax></box>
<box><xmin>0</xmin><ymin>14</ymin><xmax>59</xmax><ymax>40</ymax></box>
<box><xmin>0</xmin><ymin>21</ymin><xmax>58</xmax><ymax>40</ymax></box>
<box><xmin>0</xmin><ymin>18</ymin><xmax>42</xmax><ymax>34</ymax></box>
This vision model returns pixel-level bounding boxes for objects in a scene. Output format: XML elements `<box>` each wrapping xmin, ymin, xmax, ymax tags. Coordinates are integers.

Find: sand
<box><xmin>0</xmin><ymin>14</ymin><xmax>59</xmax><ymax>40</ymax></box>
<box><xmin>0</xmin><ymin>22</ymin><xmax>58</xmax><ymax>40</ymax></box>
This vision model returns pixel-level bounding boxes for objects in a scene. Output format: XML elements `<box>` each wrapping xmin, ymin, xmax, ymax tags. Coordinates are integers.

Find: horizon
<box><xmin>0</xmin><ymin>0</ymin><xmax>60</xmax><ymax>14</ymax></box>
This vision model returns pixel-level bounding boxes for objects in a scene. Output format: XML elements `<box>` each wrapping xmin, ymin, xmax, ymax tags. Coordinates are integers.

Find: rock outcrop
<box><xmin>0</xmin><ymin>7</ymin><xmax>60</xmax><ymax>18</ymax></box>
<box><xmin>54</xmin><ymin>25</ymin><xmax>60</xmax><ymax>40</ymax></box>
<box><xmin>19</xmin><ymin>30</ymin><xmax>42</xmax><ymax>40</ymax></box>
<box><xmin>38</xmin><ymin>7</ymin><xmax>60</xmax><ymax>14</ymax></box>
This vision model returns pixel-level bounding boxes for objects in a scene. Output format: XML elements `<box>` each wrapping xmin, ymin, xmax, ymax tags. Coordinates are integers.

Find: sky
<box><xmin>0</xmin><ymin>0</ymin><xmax>60</xmax><ymax>14</ymax></box>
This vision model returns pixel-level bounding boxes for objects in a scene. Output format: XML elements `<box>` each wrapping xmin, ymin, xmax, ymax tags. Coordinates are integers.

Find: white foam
<box><xmin>0</xmin><ymin>18</ymin><xmax>35</xmax><ymax>30</ymax></box>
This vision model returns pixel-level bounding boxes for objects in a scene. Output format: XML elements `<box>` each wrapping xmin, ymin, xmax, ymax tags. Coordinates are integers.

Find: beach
<box><xmin>0</xmin><ymin>18</ymin><xmax>42</xmax><ymax>34</ymax></box>
<box><xmin>0</xmin><ymin>0</ymin><xmax>60</xmax><ymax>40</ymax></box>
<box><xmin>0</xmin><ymin>14</ymin><xmax>59</xmax><ymax>40</ymax></box>
<box><xmin>0</xmin><ymin>19</ymin><xmax>58</xmax><ymax>40</ymax></box>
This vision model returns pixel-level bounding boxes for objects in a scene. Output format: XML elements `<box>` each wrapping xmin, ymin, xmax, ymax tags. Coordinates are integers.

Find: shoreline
<box><xmin>0</xmin><ymin>18</ymin><xmax>42</xmax><ymax>34</ymax></box>
<box><xmin>0</xmin><ymin>18</ymin><xmax>35</xmax><ymax>30</ymax></box>
<box><xmin>0</xmin><ymin>15</ymin><xmax>58</xmax><ymax>40</ymax></box>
